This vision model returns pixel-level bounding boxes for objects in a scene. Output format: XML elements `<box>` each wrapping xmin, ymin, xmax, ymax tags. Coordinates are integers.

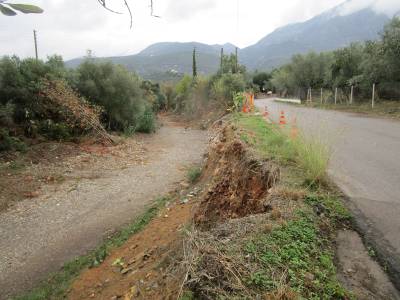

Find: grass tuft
<box><xmin>187</xmin><ymin>166</ymin><xmax>202</xmax><ymax>183</ymax></box>
<box><xmin>235</xmin><ymin>113</ymin><xmax>330</xmax><ymax>184</ymax></box>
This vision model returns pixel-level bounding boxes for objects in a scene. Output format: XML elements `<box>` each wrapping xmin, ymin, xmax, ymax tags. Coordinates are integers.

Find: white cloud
<box><xmin>2</xmin><ymin>0</ymin><xmax>395</xmax><ymax>61</ymax></box>
<box><xmin>165</xmin><ymin>0</ymin><xmax>216</xmax><ymax>21</ymax></box>
<box><xmin>338</xmin><ymin>0</ymin><xmax>400</xmax><ymax>16</ymax></box>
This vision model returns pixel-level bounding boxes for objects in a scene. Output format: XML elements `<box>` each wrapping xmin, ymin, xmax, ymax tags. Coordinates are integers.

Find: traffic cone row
<box><xmin>279</xmin><ymin>111</ymin><xmax>287</xmax><ymax>126</ymax></box>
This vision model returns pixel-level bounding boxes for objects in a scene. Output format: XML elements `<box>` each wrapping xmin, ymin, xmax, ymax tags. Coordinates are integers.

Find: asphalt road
<box><xmin>256</xmin><ymin>98</ymin><xmax>400</xmax><ymax>286</ymax></box>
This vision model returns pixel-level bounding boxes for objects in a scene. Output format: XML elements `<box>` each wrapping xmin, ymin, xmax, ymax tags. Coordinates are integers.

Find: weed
<box><xmin>187</xmin><ymin>166</ymin><xmax>202</xmax><ymax>183</ymax></box>
<box><xmin>305</xmin><ymin>194</ymin><xmax>352</xmax><ymax>223</ymax></box>
<box><xmin>367</xmin><ymin>246</ymin><xmax>376</xmax><ymax>258</ymax></box>
<box><xmin>245</xmin><ymin>211</ymin><xmax>351</xmax><ymax>299</ymax></box>
<box><xmin>15</xmin><ymin>197</ymin><xmax>169</xmax><ymax>300</ymax></box>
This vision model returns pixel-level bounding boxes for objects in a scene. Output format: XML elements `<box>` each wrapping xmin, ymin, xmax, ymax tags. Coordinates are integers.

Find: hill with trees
<box><xmin>65</xmin><ymin>4</ymin><xmax>395</xmax><ymax>78</ymax></box>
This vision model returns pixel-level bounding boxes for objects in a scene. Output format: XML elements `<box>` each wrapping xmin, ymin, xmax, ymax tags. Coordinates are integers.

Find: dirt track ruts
<box><xmin>0</xmin><ymin>120</ymin><xmax>208</xmax><ymax>299</ymax></box>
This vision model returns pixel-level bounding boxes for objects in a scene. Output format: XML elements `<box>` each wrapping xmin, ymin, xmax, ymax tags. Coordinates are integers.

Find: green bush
<box><xmin>136</xmin><ymin>106</ymin><xmax>156</xmax><ymax>133</ymax></box>
<box><xmin>211</xmin><ymin>73</ymin><xmax>246</xmax><ymax>106</ymax></box>
<box><xmin>74</xmin><ymin>60</ymin><xmax>147</xmax><ymax>131</ymax></box>
<box><xmin>39</xmin><ymin>120</ymin><xmax>71</xmax><ymax>141</ymax></box>
<box><xmin>187</xmin><ymin>166</ymin><xmax>202</xmax><ymax>183</ymax></box>
<box><xmin>0</xmin><ymin>128</ymin><xmax>26</xmax><ymax>152</ymax></box>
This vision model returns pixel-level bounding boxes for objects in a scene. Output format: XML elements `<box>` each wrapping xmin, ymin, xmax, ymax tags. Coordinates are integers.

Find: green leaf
<box><xmin>0</xmin><ymin>4</ymin><xmax>16</xmax><ymax>16</ymax></box>
<box><xmin>7</xmin><ymin>3</ymin><xmax>43</xmax><ymax>14</ymax></box>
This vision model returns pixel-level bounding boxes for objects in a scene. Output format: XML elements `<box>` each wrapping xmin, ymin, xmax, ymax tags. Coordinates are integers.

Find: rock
<box><xmin>180</xmin><ymin>199</ymin><xmax>189</xmax><ymax>204</ymax></box>
<box><xmin>120</xmin><ymin>267</ymin><xmax>133</xmax><ymax>275</ymax></box>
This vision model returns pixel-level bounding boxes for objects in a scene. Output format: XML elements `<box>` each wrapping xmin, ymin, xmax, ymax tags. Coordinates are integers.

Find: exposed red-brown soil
<box><xmin>194</xmin><ymin>124</ymin><xmax>280</xmax><ymax>226</ymax></box>
<box><xmin>68</xmin><ymin>200</ymin><xmax>194</xmax><ymax>300</ymax></box>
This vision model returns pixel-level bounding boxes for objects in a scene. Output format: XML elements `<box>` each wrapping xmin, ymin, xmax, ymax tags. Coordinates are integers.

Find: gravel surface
<box><xmin>0</xmin><ymin>122</ymin><xmax>208</xmax><ymax>299</ymax></box>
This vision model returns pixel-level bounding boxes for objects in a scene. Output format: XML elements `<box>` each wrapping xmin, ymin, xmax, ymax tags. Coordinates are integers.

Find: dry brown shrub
<box><xmin>39</xmin><ymin>79</ymin><xmax>114</xmax><ymax>145</ymax></box>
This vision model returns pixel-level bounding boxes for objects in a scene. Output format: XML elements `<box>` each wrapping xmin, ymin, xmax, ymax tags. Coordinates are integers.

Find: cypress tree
<box><xmin>192</xmin><ymin>47</ymin><xmax>197</xmax><ymax>79</ymax></box>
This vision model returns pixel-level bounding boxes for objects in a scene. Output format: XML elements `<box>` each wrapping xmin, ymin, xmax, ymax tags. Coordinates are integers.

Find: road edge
<box><xmin>341</xmin><ymin>192</ymin><xmax>400</xmax><ymax>292</ymax></box>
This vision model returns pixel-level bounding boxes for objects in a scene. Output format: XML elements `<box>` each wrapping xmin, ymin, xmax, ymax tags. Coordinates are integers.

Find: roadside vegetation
<box><xmin>0</xmin><ymin>54</ymin><xmax>162</xmax><ymax>152</ymax></box>
<box><xmin>236</xmin><ymin>115</ymin><xmax>330</xmax><ymax>185</ymax></box>
<box><xmin>252</xmin><ymin>17</ymin><xmax>400</xmax><ymax>108</ymax></box>
<box><xmin>174</xmin><ymin>113</ymin><xmax>353</xmax><ymax>299</ymax></box>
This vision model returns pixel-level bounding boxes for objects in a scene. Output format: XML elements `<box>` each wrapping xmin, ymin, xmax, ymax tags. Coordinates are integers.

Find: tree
<box><xmin>192</xmin><ymin>47</ymin><xmax>197</xmax><ymax>79</ymax></box>
<box><xmin>331</xmin><ymin>43</ymin><xmax>364</xmax><ymax>88</ymax></box>
<box><xmin>0</xmin><ymin>1</ymin><xmax>43</xmax><ymax>15</ymax></box>
<box><xmin>252</xmin><ymin>72</ymin><xmax>271</xmax><ymax>92</ymax></box>
<box><xmin>382</xmin><ymin>17</ymin><xmax>400</xmax><ymax>79</ymax></box>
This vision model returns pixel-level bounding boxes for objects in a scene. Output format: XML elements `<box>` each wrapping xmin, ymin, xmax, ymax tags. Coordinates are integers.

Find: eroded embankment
<box><xmin>194</xmin><ymin>124</ymin><xmax>280</xmax><ymax>226</ymax></box>
<box><xmin>66</xmin><ymin>116</ymin><xmax>399</xmax><ymax>300</ymax></box>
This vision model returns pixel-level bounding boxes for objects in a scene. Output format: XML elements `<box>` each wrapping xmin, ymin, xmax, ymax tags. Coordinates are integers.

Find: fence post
<box><xmin>350</xmin><ymin>85</ymin><xmax>354</xmax><ymax>105</ymax></box>
<box><xmin>334</xmin><ymin>87</ymin><xmax>338</xmax><ymax>105</ymax></box>
<box><xmin>310</xmin><ymin>88</ymin><xmax>312</xmax><ymax>103</ymax></box>
<box><xmin>372</xmin><ymin>83</ymin><xmax>375</xmax><ymax>108</ymax></box>
<box><xmin>320</xmin><ymin>88</ymin><xmax>323</xmax><ymax>104</ymax></box>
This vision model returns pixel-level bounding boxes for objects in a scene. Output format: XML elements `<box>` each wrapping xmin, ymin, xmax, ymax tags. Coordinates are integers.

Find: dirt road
<box><xmin>0</xmin><ymin>120</ymin><xmax>208</xmax><ymax>299</ymax></box>
<box><xmin>256</xmin><ymin>98</ymin><xmax>400</xmax><ymax>287</ymax></box>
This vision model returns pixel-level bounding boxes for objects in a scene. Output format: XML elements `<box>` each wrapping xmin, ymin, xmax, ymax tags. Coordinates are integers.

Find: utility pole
<box><xmin>192</xmin><ymin>47</ymin><xmax>197</xmax><ymax>79</ymax></box>
<box><xmin>33</xmin><ymin>30</ymin><xmax>38</xmax><ymax>60</ymax></box>
<box><xmin>350</xmin><ymin>85</ymin><xmax>354</xmax><ymax>105</ymax></box>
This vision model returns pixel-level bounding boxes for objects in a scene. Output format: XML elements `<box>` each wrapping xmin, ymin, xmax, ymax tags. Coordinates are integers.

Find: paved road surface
<box><xmin>0</xmin><ymin>122</ymin><xmax>208</xmax><ymax>299</ymax></box>
<box><xmin>256</xmin><ymin>98</ymin><xmax>400</xmax><ymax>286</ymax></box>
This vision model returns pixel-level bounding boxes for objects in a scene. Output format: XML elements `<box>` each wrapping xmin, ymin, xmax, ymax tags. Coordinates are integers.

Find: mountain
<box><xmin>239</xmin><ymin>6</ymin><xmax>390</xmax><ymax>70</ymax></box>
<box><xmin>66</xmin><ymin>42</ymin><xmax>238</xmax><ymax>81</ymax></box>
<box><xmin>66</xmin><ymin>1</ymin><xmax>394</xmax><ymax>79</ymax></box>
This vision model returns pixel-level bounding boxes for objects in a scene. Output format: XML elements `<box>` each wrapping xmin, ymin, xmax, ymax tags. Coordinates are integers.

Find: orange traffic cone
<box><xmin>291</xmin><ymin>117</ymin><xmax>299</xmax><ymax>139</ymax></box>
<box><xmin>279</xmin><ymin>111</ymin><xmax>287</xmax><ymax>126</ymax></box>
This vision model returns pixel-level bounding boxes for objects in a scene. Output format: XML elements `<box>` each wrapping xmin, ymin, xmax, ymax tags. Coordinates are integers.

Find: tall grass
<box><xmin>292</xmin><ymin>133</ymin><xmax>330</xmax><ymax>184</ymax></box>
<box><xmin>235</xmin><ymin>114</ymin><xmax>330</xmax><ymax>184</ymax></box>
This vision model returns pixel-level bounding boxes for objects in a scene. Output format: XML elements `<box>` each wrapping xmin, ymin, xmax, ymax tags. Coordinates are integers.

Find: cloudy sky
<box><xmin>0</xmin><ymin>0</ymin><xmax>398</xmax><ymax>60</ymax></box>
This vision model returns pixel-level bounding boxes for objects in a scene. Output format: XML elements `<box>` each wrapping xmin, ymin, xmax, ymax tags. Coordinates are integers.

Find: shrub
<box><xmin>210</xmin><ymin>73</ymin><xmax>246</xmax><ymax>106</ymax></box>
<box><xmin>75</xmin><ymin>61</ymin><xmax>146</xmax><ymax>131</ymax></box>
<box><xmin>187</xmin><ymin>166</ymin><xmax>202</xmax><ymax>183</ymax></box>
<box><xmin>136</xmin><ymin>106</ymin><xmax>156</xmax><ymax>133</ymax></box>
<box><xmin>39</xmin><ymin>120</ymin><xmax>71</xmax><ymax>141</ymax></box>
<box><xmin>0</xmin><ymin>128</ymin><xmax>26</xmax><ymax>152</ymax></box>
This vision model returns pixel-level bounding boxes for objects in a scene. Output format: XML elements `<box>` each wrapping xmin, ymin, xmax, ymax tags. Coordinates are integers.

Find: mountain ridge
<box><xmin>66</xmin><ymin>2</ymin><xmax>394</xmax><ymax>79</ymax></box>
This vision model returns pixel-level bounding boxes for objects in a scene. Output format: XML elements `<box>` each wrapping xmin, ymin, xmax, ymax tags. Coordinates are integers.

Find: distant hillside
<box><xmin>239</xmin><ymin>6</ymin><xmax>390</xmax><ymax>70</ymax></box>
<box><xmin>66</xmin><ymin>42</ymin><xmax>237</xmax><ymax>80</ymax></box>
<box><xmin>66</xmin><ymin>1</ymin><xmax>395</xmax><ymax>79</ymax></box>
